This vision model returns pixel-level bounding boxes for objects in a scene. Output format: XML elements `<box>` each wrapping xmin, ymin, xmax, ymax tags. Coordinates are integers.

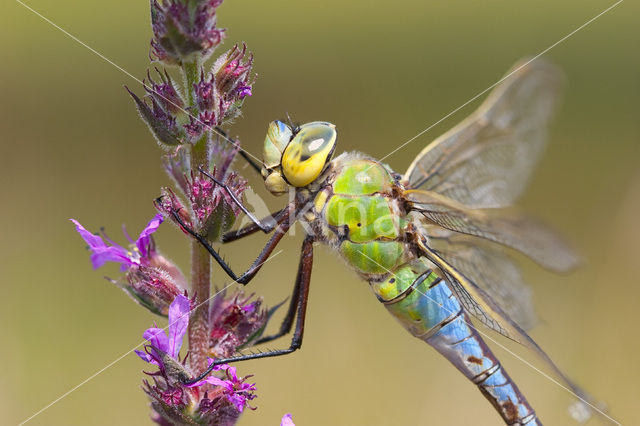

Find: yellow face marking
<box><xmin>264</xmin><ymin>171</ymin><xmax>288</xmax><ymax>196</ymax></box>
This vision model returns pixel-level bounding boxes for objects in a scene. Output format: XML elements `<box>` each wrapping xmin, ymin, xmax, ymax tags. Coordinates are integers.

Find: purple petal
<box><xmin>167</xmin><ymin>294</ymin><xmax>190</xmax><ymax>358</ymax></box>
<box><xmin>136</xmin><ymin>213</ymin><xmax>164</xmax><ymax>257</ymax></box>
<box><xmin>143</xmin><ymin>327</ymin><xmax>169</xmax><ymax>354</ymax></box>
<box><xmin>135</xmin><ymin>349</ymin><xmax>157</xmax><ymax>365</ymax></box>
<box><xmin>70</xmin><ymin>219</ymin><xmax>108</xmax><ymax>251</ymax></box>
<box><xmin>226</xmin><ymin>365</ymin><xmax>239</xmax><ymax>383</ymax></box>
<box><xmin>242</xmin><ymin>302</ymin><xmax>258</xmax><ymax>313</ymax></box>
<box><xmin>210</xmin><ymin>361</ymin><xmax>228</xmax><ymax>371</ymax></box>
<box><xmin>90</xmin><ymin>246</ymin><xmax>134</xmax><ymax>270</ymax></box>
<box><xmin>281</xmin><ymin>414</ymin><xmax>295</xmax><ymax>426</ymax></box>
<box><xmin>239</xmin><ymin>382</ymin><xmax>256</xmax><ymax>392</ymax></box>
<box><xmin>71</xmin><ymin>219</ymin><xmax>135</xmax><ymax>270</ymax></box>
<box><xmin>227</xmin><ymin>394</ymin><xmax>248</xmax><ymax>412</ymax></box>
<box><xmin>236</xmin><ymin>85</ymin><xmax>252</xmax><ymax>99</ymax></box>
<box><xmin>185</xmin><ymin>375</ymin><xmax>233</xmax><ymax>389</ymax></box>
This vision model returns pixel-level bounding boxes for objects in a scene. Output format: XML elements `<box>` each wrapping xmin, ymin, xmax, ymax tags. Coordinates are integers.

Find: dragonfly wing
<box><xmin>406</xmin><ymin>189</ymin><xmax>580</xmax><ymax>272</ymax></box>
<box><xmin>404</xmin><ymin>58</ymin><xmax>562</xmax><ymax>208</ymax></box>
<box><xmin>417</xmin><ymin>238</ymin><xmax>607</xmax><ymax>421</ymax></box>
<box><xmin>428</xmin><ymin>228</ymin><xmax>537</xmax><ymax>330</ymax></box>
<box><xmin>417</xmin><ymin>237</ymin><xmax>524</xmax><ymax>342</ymax></box>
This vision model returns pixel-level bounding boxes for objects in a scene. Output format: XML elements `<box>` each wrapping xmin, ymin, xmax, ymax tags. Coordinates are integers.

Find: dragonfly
<box><xmin>172</xmin><ymin>58</ymin><xmax>607</xmax><ymax>425</ymax></box>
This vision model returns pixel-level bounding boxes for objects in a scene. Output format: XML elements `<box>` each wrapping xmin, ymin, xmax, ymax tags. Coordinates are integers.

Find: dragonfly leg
<box><xmin>184</xmin><ymin>236</ymin><xmax>314</xmax><ymax>385</ymax></box>
<box><xmin>222</xmin><ymin>204</ymin><xmax>292</xmax><ymax>243</ymax></box>
<box><xmin>213</xmin><ymin>126</ymin><xmax>263</xmax><ymax>175</ymax></box>
<box><xmin>237</xmin><ymin>149</ymin><xmax>262</xmax><ymax>175</ymax></box>
<box><xmin>199</xmin><ymin>166</ymin><xmax>278</xmax><ymax>233</ymax></box>
<box><xmin>169</xmin><ymin>206</ymin><xmax>293</xmax><ymax>284</ymax></box>
<box><xmin>254</xmin><ymin>249</ymin><xmax>304</xmax><ymax>345</ymax></box>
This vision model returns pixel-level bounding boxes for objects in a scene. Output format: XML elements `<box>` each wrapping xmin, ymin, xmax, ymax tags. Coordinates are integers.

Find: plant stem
<box><xmin>189</xmin><ymin>136</ymin><xmax>211</xmax><ymax>373</ymax></box>
<box><xmin>183</xmin><ymin>58</ymin><xmax>211</xmax><ymax>373</ymax></box>
<box><xmin>183</xmin><ymin>58</ymin><xmax>200</xmax><ymax>107</ymax></box>
<box><xmin>189</xmin><ymin>236</ymin><xmax>211</xmax><ymax>372</ymax></box>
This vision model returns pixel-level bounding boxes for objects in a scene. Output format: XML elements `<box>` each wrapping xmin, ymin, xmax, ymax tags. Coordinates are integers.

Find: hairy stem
<box><xmin>182</xmin><ymin>58</ymin><xmax>200</xmax><ymax>107</ymax></box>
<box><xmin>184</xmin><ymin>58</ymin><xmax>212</xmax><ymax>374</ymax></box>
<box><xmin>189</xmin><ymin>237</ymin><xmax>211</xmax><ymax>372</ymax></box>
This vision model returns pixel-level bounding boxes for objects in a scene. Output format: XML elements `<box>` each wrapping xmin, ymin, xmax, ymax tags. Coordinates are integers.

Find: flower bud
<box><xmin>162</xmin><ymin>145</ymin><xmax>191</xmax><ymax>195</ymax></box>
<box><xmin>144</xmin><ymin>68</ymin><xmax>185</xmax><ymax>115</ymax></box>
<box><xmin>208</xmin><ymin>290</ymin><xmax>269</xmax><ymax>358</ymax></box>
<box><xmin>212</xmin><ymin>44</ymin><xmax>253</xmax><ymax>100</ymax></box>
<box><xmin>112</xmin><ymin>265</ymin><xmax>183</xmax><ymax>316</ymax></box>
<box><xmin>136</xmin><ymin>294</ymin><xmax>256</xmax><ymax>424</ymax></box>
<box><xmin>187</xmin><ymin>169</ymin><xmax>246</xmax><ymax>240</ymax></box>
<box><xmin>127</xmin><ymin>86</ymin><xmax>185</xmax><ymax>147</ymax></box>
<box><xmin>194</xmin><ymin>70</ymin><xmax>216</xmax><ymax>111</ymax></box>
<box><xmin>150</xmin><ymin>0</ymin><xmax>226</xmax><ymax>66</ymax></box>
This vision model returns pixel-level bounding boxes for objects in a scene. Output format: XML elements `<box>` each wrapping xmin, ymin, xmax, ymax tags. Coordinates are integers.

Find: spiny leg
<box><xmin>213</xmin><ymin>125</ymin><xmax>263</xmax><ymax>175</ymax></box>
<box><xmin>238</xmin><ymin>150</ymin><xmax>262</xmax><ymax>175</ymax></box>
<box><xmin>199</xmin><ymin>166</ymin><xmax>277</xmax><ymax>233</ymax></box>
<box><xmin>222</xmin><ymin>204</ymin><xmax>292</xmax><ymax>243</ymax></box>
<box><xmin>169</xmin><ymin>207</ymin><xmax>293</xmax><ymax>284</ymax></box>
<box><xmin>254</xmin><ymin>250</ymin><xmax>303</xmax><ymax>345</ymax></box>
<box><xmin>184</xmin><ymin>236</ymin><xmax>314</xmax><ymax>385</ymax></box>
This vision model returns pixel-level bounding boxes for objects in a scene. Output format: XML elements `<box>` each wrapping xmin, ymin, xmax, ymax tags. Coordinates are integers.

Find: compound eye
<box><xmin>281</xmin><ymin>122</ymin><xmax>337</xmax><ymax>187</ymax></box>
<box><xmin>263</xmin><ymin>121</ymin><xmax>294</xmax><ymax>170</ymax></box>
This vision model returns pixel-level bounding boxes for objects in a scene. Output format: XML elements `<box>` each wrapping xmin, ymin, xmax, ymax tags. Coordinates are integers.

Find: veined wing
<box><xmin>417</xmin><ymin>237</ymin><xmax>524</xmax><ymax>343</ymax></box>
<box><xmin>406</xmin><ymin>189</ymin><xmax>580</xmax><ymax>272</ymax></box>
<box><xmin>404</xmin><ymin>58</ymin><xmax>562</xmax><ymax>208</ymax></box>
<box><xmin>416</xmin><ymin>238</ymin><xmax>606</xmax><ymax>420</ymax></box>
<box><xmin>427</xmin><ymin>228</ymin><xmax>537</xmax><ymax>330</ymax></box>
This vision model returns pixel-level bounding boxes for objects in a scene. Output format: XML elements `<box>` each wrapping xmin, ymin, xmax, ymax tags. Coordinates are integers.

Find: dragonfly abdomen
<box><xmin>372</xmin><ymin>261</ymin><xmax>540</xmax><ymax>425</ymax></box>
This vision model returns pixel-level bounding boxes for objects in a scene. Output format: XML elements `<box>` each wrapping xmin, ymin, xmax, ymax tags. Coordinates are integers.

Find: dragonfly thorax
<box><xmin>306</xmin><ymin>153</ymin><xmax>415</xmax><ymax>281</ymax></box>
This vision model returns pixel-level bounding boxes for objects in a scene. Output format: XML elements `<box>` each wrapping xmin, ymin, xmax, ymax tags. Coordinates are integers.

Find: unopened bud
<box><xmin>127</xmin><ymin>86</ymin><xmax>184</xmax><ymax>147</ymax></box>
<box><xmin>150</xmin><ymin>0</ymin><xmax>226</xmax><ymax>65</ymax></box>
<box><xmin>113</xmin><ymin>266</ymin><xmax>182</xmax><ymax>316</ymax></box>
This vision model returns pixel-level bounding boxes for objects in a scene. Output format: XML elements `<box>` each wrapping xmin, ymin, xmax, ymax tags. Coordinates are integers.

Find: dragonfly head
<box><xmin>262</xmin><ymin>120</ymin><xmax>337</xmax><ymax>196</ymax></box>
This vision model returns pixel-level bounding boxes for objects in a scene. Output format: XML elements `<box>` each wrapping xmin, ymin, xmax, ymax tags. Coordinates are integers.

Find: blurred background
<box><xmin>2</xmin><ymin>0</ymin><xmax>638</xmax><ymax>424</ymax></box>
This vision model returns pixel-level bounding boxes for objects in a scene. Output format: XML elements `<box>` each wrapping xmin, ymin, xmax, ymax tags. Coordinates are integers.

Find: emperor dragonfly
<box><xmin>173</xmin><ymin>59</ymin><xmax>607</xmax><ymax>425</ymax></box>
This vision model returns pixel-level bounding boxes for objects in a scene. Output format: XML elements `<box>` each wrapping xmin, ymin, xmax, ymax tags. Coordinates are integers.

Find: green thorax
<box><xmin>311</xmin><ymin>153</ymin><xmax>412</xmax><ymax>278</ymax></box>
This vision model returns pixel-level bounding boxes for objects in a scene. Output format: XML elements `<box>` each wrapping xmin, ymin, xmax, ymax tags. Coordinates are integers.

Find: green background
<box><xmin>2</xmin><ymin>0</ymin><xmax>638</xmax><ymax>424</ymax></box>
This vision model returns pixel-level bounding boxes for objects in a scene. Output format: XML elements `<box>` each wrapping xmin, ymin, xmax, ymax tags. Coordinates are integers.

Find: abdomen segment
<box><xmin>372</xmin><ymin>263</ymin><xmax>540</xmax><ymax>425</ymax></box>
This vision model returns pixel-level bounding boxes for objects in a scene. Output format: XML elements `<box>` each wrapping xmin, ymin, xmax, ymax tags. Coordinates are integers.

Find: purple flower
<box><xmin>281</xmin><ymin>413</ymin><xmax>295</xmax><ymax>426</ymax></box>
<box><xmin>212</xmin><ymin>44</ymin><xmax>254</xmax><ymax>99</ymax></box>
<box><xmin>194</xmin><ymin>70</ymin><xmax>216</xmax><ymax>111</ymax></box>
<box><xmin>136</xmin><ymin>294</ymin><xmax>260</xmax><ymax>423</ymax></box>
<box><xmin>187</xmin><ymin>363</ymin><xmax>257</xmax><ymax>413</ymax></box>
<box><xmin>135</xmin><ymin>293</ymin><xmax>190</xmax><ymax>366</ymax></box>
<box><xmin>73</xmin><ymin>214</ymin><xmax>186</xmax><ymax>316</ymax></box>
<box><xmin>150</xmin><ymin>0</ymin><xmax>226</xmax><ymax>65</ymax></box>
<box><xmin>71</xmin><ymin>214</ymin><xmax>164</xmax><ymax>271</ymax></box>
<box><xmin>209</xmin><ymin>290</ymin><xmax>269</xmax><ymax>358</ymax></box>
<box><xmin>236</xmin><ymin>84</ymin><xmax>252</xmax><ymax>99</ymax></box>
<box><xmin>187</xmin><ymin>168</ymin><xmax>247</xmax><ymax>240</ymax></box>
<box><xmin>116</xmin><ymin>266</ymin><xmax>183</xmax><ymax>316</ymax></box>
<box><xmin>144</xmin><ymin>68</ymin><xmax>185</xmax><ymax>114</ymax></box>
<box><xmin>127</xmin><ymin>86</ymin><xmax>184</xmax><ymax>147</ymax></box>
